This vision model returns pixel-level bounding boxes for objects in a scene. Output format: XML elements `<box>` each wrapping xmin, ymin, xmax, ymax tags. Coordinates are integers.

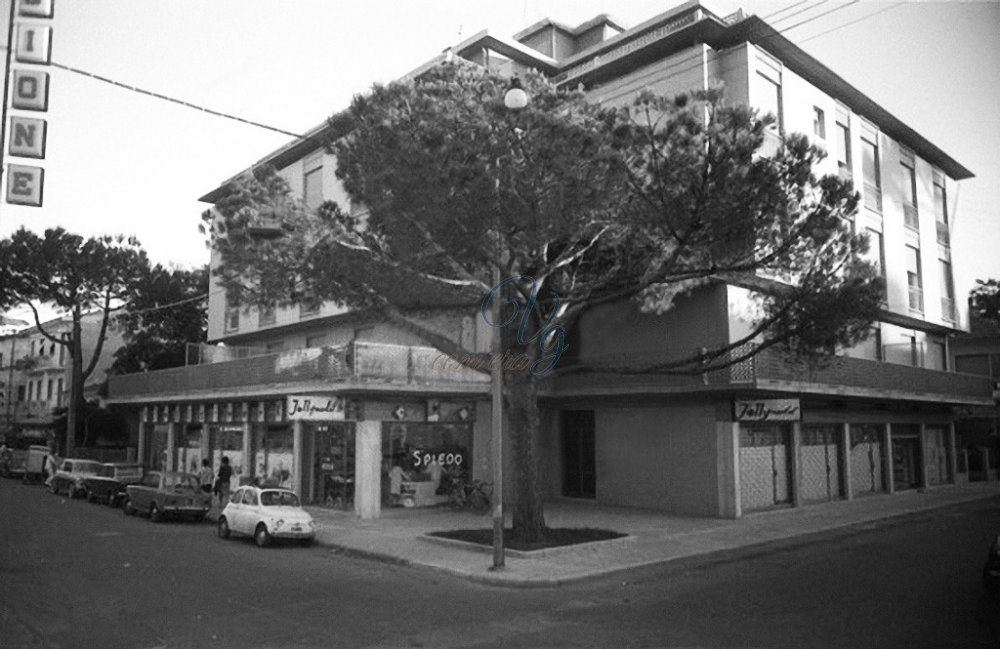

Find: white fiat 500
<box><xmin>217</xmin><ymin>486</ymin><xmax>316</xmax><ymax>547</ymax></box>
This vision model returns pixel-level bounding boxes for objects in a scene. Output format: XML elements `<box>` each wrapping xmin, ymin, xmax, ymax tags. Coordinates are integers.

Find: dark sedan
<box><xmin>82</xmin><ymin>463</ymin><xmax>144</xmax><ymax>507</ymax></box>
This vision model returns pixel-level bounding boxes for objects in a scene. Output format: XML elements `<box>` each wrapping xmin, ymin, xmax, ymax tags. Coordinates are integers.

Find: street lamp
<box><xmin>489</xmin><ymin>76</ymin><xmax>528</xmax><ymax>572</ymax></box>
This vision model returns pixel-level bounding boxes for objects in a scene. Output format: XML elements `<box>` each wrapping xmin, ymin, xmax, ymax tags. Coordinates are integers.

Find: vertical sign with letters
<box><xmin>4</xmin><ymin>0</ymin><xmax>54</xmax><ymax>207</ymax></box>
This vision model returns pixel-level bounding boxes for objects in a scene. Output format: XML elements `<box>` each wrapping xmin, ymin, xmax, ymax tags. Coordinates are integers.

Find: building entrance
<box><xmin>562</xmin><ymin>410</ymin><xmax>596</xmax><ymax>499</ymax></box>
<box><xmin>891</xmin><ymin>426</ymin><xmax>922</xmax><ymax>490</ymax></box>
<box><xmin>739</xmin><ymin>423</ymin><xmax>793</xmax><ymax>512</ymax></box>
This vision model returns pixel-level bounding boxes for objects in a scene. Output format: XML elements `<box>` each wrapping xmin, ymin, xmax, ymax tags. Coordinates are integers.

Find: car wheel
<box><xmin>217</xmin><ymin>517</ymin><xmax>231</xmax><ymax>539</ymax></box>
<box><xmin>150</xmin><ymin>503</ymin><xmax>163</xmax><ymax>523</ymax></box>
<box><xmin>254</xmin><ymin>523</ymin><xmax>271</xmax><ymax>548</ymax></box>
<box><xmin>66</xmin><ymin>485</ymin><xmax>75</xmax><ymax>499</ymax></box>
<box><xmin>298</xmin><ymin>537</ymin><xmax>314</xmax><ymax>548</ymax></box>
<box><xmin>123</xmin><ymin>498</ymin><xmax>136</xmax><ymax>516</ymax></box>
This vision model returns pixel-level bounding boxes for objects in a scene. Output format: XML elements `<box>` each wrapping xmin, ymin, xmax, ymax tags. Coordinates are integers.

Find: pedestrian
<box><xmin>197</xmin><ymin>458</ymin><xmax>214</xmax><ymax>495</ymax></box>
<box><xmin>215</xmin><ymin>456</ymin><xmax>233</xmax><ymax>506</ymax></box>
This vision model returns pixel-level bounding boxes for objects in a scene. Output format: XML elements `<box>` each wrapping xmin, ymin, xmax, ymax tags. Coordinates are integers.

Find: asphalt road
<box><xmin>1</xmin><ymin>478</ymin><xmax>998</xmax><ymax>649</ymax></box>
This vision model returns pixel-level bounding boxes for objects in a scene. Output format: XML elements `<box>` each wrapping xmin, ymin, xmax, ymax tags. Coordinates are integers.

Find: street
<box><xmin>1</xmin><ymin>479</ymin><xmax>998</xmax><ymax>649</ymax></box>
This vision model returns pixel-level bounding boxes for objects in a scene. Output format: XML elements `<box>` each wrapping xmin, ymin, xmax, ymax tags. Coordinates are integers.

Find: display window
<box><xmin>210</xmin><ymin>425</ymin><xmax>244</xmax><ymax>489</ymax></box>
<box><xmin>312</xmin><ymin>423</ymin><xmax>355</xmax><ymax>509</ymax></box>
<box><xmin>381</xmin><ymin>422</ymin><xmax>472</xmax><ymax>507</ymax></box>
<box><xmin>254</xmin><ymin>426</ymin><xmax>294</xmax><ymax>489</ymax></box>
<box><xmin>176</xmin><ymin>426</ymin><xmax>204</xmax><ymax>475</ymax></box>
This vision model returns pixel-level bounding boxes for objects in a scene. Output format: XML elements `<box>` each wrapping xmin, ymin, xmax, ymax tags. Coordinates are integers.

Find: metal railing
<box><xmin>941</xmin><ymin>297</ymin><xmax>957</xmax><ymax>323</ymax></box>
<box><xmin>862</xmin><ymin>182</ymin><xmax>882</xmax><ymax>212</ymax></box>
<box><xmin>936</xmin><ymin>221</ymin><xmax>950</xmax><ymax>246</ymax></box>
<box><xmin>903</xmin><ymin>203</ymin><xmax>919</xmax><ymax>230</ymax></box>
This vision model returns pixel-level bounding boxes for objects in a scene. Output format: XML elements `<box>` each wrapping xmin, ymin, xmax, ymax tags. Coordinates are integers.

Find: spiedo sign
<box><xmin>734</xmin><ymin>399</ymin><xmax>801</xmax><ymax>422</ymax></box>
<box><xmin>4</xmin><ymin>0</ymin><xmax>54</xmax><ymax>208</ymax></box>
<box><xmin>287</xmin><ymin>395</ymin><xmax>345</xmax><ymax>421</ymax></box>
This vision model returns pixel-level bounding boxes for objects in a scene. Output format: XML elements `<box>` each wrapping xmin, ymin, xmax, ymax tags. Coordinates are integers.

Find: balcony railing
<box><xmin>713</xmin><ymin>345</ymin><xmax>993</xmax><ymax>402</ymax></box>
<box><xmin>862</xmin><ymin>182</ymin><xmax>882</xmax><ymax>212</ymax></box>
<box><xmin>109</xmin><ymin>341</ymin><xmax>489</xmax><ymax>400</ymax></box>
<box><xmin>936</xmin><ymin>221</ymin><xmax>950</xmax><ymax>246</ymax></box>
<box><xmin>903</xmin><ymin>203</ymin><xmax>919</xmax><ymax>230</ymax></box>
<box><xmin>908</xmin><ymin>286</ymin><xmax>924</xmax><ymax>312</ymax></box>
<box><xmin>941</xmin><ymin>297</ymin><xmax>957</xmax><ymax>323</ymax></box>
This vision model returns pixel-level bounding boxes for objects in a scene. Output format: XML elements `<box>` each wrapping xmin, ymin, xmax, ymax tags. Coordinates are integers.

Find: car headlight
<box><xmin>271</xmin><ymin>518</ymin><xmax>284</xmax><ymax>530</ymax></box>
<box><xmin>308</xmin><ymin>519</ymin><xmax>316</xmax><ymax>529</ymax></box>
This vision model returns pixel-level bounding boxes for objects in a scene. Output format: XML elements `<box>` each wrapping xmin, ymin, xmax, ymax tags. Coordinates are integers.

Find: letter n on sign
<box><xmin>5</xmin><ymin>164</ymin><xmax>44</xmax><ymax>206</ymax></box>
<box><xmin>9</xmin><ymin>116</ymin><xmax>47</xmax><ymax>158</ymax></box>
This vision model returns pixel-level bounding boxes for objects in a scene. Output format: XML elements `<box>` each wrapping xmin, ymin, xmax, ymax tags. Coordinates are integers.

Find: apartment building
<box><xmin>1</xmin><ymin>312</ymin><xmax>124</xmax><ymax>449</ymax></box>
<box><xmin>107</xmin><ymin>1</ymin><xmax>994</xmax><ymax>519</ymax></box>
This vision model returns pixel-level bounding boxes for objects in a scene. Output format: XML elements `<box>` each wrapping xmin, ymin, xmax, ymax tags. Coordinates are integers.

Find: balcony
<box><xmin>936</xmin><ymin>221</ymin><xmax>950</xmax><ymax>246</ymax></box>
<box><xmin>861</xmin><ymin>182</ymin><xmax>881</xmax><ymax>212</ymax></box>
<box><xmin>711</xmin><ymin>345</ymin><xmax>994</xmax><ymax>404</ymax></box>
<box><xmin>903</xmin><ymin>203</ymin><xmax>919</xmax><ymax>231</ymax></box>
<box><xmin>108</xmin><ymin>342</ymin><xmax>490</xmax><ymax>402</ymax></box>
<box><xmin>941</xmin><ymin>297</ymin><xmax>957</xmax><ymax>323</ymax></box>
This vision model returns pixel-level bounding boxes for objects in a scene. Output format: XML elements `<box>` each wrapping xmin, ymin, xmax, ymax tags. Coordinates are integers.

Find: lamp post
<box><xmin>488</xmin><ymin>76</ymin><xmax>528</xmax><ymax>571</ymax></box>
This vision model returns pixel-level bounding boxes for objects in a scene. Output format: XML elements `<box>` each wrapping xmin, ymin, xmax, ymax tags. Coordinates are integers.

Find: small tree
<box><xmin>208</xmin><ymin>65</ymin><xmax>882</xmax><ymax>542</ymax></box>
<box><xmin>971</xmin><ymin>279</ymin><xmax>1000</xmax><ymax>326</ymax></box>
<box><xmin>0</xmin><ymin>228</ymin><xmax>149</xmax><ymax>454</ymax></box>
<box><xmin>110</xmin><ymin>264</ymin><xmax>209</xmax><ymax>374</ymax></box>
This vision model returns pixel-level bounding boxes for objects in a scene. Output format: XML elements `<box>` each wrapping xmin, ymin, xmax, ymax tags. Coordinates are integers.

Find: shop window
<box><xmin>312</xmin><ymin>423</ymin><xmax>355</xmax><ymax>509</ymax></box>
<box><xmin>254</xmin><ymin>426</ymin><xmax>294</xmax><ymax>490</ymax></box>
<box><xmin>382</xmin><ymin>421</ymin><xmax>473</xmax><ymax>507</ymax></box>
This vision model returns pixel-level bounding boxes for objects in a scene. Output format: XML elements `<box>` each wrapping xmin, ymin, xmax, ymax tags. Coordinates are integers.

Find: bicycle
<box><xmin>447</xmin><ymin>477</ymin><xmax>493</xmax><ymax>514</ymax></box>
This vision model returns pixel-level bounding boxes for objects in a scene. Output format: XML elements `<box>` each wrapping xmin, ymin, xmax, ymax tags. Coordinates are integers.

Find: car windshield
<box><xmin>260</xmin><ymin>491</ymin><xmax>300</xmax><ymax>507</ymax></box>
<box><xmin>163</xmin><ymin>474</ymin><xmax>198</xmax><ymax>491</ymax></box>
<box><xmin>76</xmin><ymin>461</ymin><xmax>101</xmax><ymax>475</ymax></box>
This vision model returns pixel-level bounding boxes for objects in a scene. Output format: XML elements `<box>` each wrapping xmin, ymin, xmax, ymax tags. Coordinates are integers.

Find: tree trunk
<box><xmin>65</xmin><ymin>316</ymin><xmax>85</xmax><ymax>456</ymax></box>
<box><xmin>506</xmin><ymin>370</ymin><xmax>547</xmax><ymax>543</ymax></box>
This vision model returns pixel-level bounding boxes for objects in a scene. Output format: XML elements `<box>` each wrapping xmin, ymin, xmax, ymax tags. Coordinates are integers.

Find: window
<box><xmin>900</xmin><ymin>159</ymin><xmax>918</xmax><ymax>230</ymax></box>
<box><xmin>835</xmin><ymin>110</ymin><xmax>852</xmax><ymax>179</ymax></box>
<box><xmin>303</xmin><ymin>164</ymin><xmax>323</xmax><ymax>210</ymax></box>
<box><xmin>755</xmin><ymin>73</ymin><xmax>782</xmax><ymax>130</ymax></box>
<box><xmin>865</xmin><ymin>228</ymin><xmax>887</xmax><ymax>304</ymax></box>
<box><xmin>812</xmin><ymin>106</ymin><xmax>825</xmax><ymax>139</ymax></box>
<box><xmin>939</xmin><ymin>260</ymin><xmax>955</xmax><ymax>322</ymax></box>
<box><xmin>27</xmin><ymin>381</ymin><xmax>33</xmax><ymax>402</ymax></box>
<box><xmin>56</xmin><ymin>378</ymin><xmax>63</xmax><ymax>406</ymax></box>
<box><xmin>299</xmin><ymin>302</ymin><xmax>320</xmax><ymax>319</ymax></box>
<box><xmin>906</xmin><ymin>246</ymin><xmax>923</xmax><ymax>312</ymax></box>
<box><xmin>30</xmin><ymin>340</ymin><xmax>35</xmax><ymax>356</ymax></box>
<box><xmin>59</xmin><ymin>341</ymin><xmax>65</xmax><ymax>366</ymax></box>
<box><xmin>934</xmin><ymin>175</ymin><xmax>949</xmax><ymax>245</ymax></box>
<box><xmin>17</xmin><ymin>385</ymin><xmax>25</xmax><ymax>401</ymax></box>
<box><xmin>46</xmin><ymin>379</ymin><xmax>53</xmax><ymax>400</ymax></box>
<box><xmin>861</xmin><ymin>135</ymin><xmax>881</xmax><ymax>212</ymax></box>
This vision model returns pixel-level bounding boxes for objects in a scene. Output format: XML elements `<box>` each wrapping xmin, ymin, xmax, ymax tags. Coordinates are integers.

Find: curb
<box><xmin>307</xmin><ymin>491</ymin><xmax>1000</xmax><ymax>588</ymax></box>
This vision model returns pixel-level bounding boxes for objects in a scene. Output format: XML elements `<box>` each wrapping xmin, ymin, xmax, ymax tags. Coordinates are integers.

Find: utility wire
<box><xmin>778</xmin><ymin>0</ymin><xmax>860</xmax><ymax>33</ymax></box>
<box><xmin>762</xmin><ymin>0</ymin><xmax>813</xmax><ymax>21</ymax></box>
<box><xmin>798</xmin><ymin>3</ymin><xmax>905</xmax><ymax>43</ymax></box>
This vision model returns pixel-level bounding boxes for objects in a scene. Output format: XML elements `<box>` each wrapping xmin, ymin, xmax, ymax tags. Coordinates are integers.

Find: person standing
<box><xmin>215</xmin><ymin>456</ymin><xmax>233</xmax><ymax>506</ymax></box>
<box><xmin>197</xmin><ymin>458</ymin><xmax>214</xmax><ymax>495</ymax></box>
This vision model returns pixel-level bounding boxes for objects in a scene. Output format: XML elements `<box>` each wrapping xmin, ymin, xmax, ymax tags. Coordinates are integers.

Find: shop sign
<box><xmin>411</xmin><ymin>447</ymin><xmax>466</xmax><ymax>469</ymax></box>
<box><xmin>734</xmin><ymin>399</ymin><xmax>801</xmax><ymax>422</ymax></box>
<box><xmin>287</xmin><ymin>395</ymin><xmax>344</xmax><ymax>421</ymax></box>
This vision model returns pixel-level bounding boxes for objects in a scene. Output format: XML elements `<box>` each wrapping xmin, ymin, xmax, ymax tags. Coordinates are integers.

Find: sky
<box><xmin>1</xmin><ymin>0</ymin><xmax>998</xmax><ymax>326</ymax></box>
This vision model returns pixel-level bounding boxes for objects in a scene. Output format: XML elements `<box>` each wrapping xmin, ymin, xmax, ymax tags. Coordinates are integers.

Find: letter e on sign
<box><xmin>12</xmin><ymin>71</ymin><xmax>49</xmax><ymax>111</ymax></box>
<box><xmin>6</xmin><ymin>164</ymin><xmax>44</xmax><ymax>207</ymax></box>
<box><xmin>18</xmin><ymin>0</ymin><xmax>55</xmax><ymax>18</ymax></box>
<box><xmin>15</xmin><ymin>25</ymin><xmax>52</xmax><ymax>64</ymax></box>
<box><xmin>8</xmin><ymin>117</ymin><xmax>47</xmax><ymax>158</ymax></box>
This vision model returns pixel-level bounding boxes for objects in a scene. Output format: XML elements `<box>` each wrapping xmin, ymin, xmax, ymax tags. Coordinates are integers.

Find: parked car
<box><xmin>49</xmin><ymin>458</ymin><xmax>103</xmax><ymax>498</ymax></box>
<box><xmin>82</xmin><ymin>463</ymin><xmax>144</xmax><ymax>507</ymax></box>
<box><xmin>217</xmin><ymin>486</ymin><xmax>315</xmax><ymax>547</ymax></box>
<box><xmin>984</xmin><ymin>534</ymin><xmax>1000</xmax><ymax>596</ymax></box>
<box><xmin>123</xmin><ymin>471</ymin><xmax>210</xmax><ymax>522</ymax></box>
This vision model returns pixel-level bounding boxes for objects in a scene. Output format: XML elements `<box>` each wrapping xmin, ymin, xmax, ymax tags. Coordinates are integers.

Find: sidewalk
<box><xmin>304</xmin><ymin>481</ymin><xmax>1000</xmax><ymax>587</ymax></box>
